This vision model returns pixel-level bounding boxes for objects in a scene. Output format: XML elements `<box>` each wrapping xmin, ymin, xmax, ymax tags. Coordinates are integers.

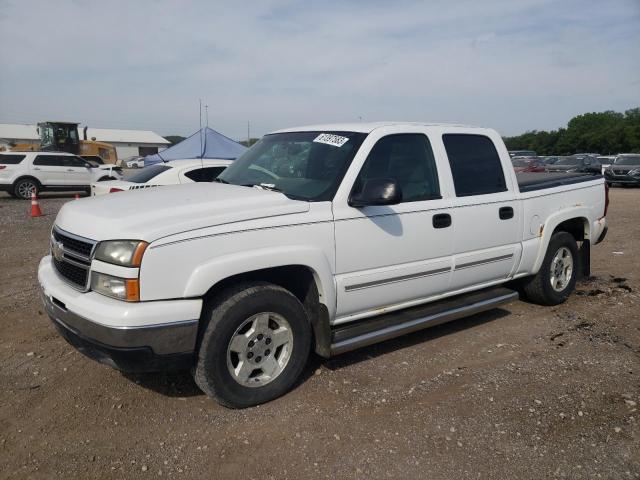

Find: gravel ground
<box><xmin>0</xmin><ymin>189</ymin><xmax>638</xmax><ymax>479</ymax></box>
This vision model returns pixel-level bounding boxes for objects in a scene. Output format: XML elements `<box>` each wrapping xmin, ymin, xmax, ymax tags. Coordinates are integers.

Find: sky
<box><xmin>0</xmin><ymin>0</ymin><xmax>638</xmax><ymax>140</ymax></box>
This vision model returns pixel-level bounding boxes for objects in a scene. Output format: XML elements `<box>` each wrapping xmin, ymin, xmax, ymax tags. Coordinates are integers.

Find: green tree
<box><xmin>503</xmin><ymin>107</ymin><xmax>640</xmax><ymax>155</ymax></box>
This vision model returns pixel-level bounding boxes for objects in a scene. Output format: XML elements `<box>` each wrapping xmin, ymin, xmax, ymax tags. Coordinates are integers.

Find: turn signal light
<box><xmin>109</xmin><ymin>187</ymin><xmax>124</xmax><ymax>193</ymax></box>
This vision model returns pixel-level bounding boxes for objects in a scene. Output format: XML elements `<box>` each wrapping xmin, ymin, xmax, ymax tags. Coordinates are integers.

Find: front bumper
<box><xmin>604</xmin><ymin>173</ymin><xmax>640</xmax><ymax>185</ymax></box>
<box><xmin>38</xmin><ymin>255</ymin><xmax>202</xmax><ymax>372</ymax></box>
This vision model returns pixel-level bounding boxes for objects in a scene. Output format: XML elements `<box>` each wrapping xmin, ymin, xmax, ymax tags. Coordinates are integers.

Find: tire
<box><xmin>522</xmin><ymin>232</ymin><xmax>579</xmax><ymax>306</ymax></box>
<box><xmin>193</xmin><ymin>282</ymin><xmax>311</xmax><ymax>408</ymax></box>
<box><xmin>13</xmin><ymin>177</ymin><xmax>40</xmax><ymax>200</ymax></box>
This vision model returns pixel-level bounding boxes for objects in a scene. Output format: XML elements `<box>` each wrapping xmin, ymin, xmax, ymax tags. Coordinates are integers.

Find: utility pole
<box><xmin>205</xmin><ymin>105</ymin><xmax>209</xmax><ymax>127</ymax></box>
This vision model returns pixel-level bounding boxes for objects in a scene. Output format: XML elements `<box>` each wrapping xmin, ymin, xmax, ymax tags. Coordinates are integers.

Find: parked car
<box><xmin>91</xmin><ymin>158</ymin><xmax>231</xmax><ymax>196</ymax></box>
<box><xmin>39</xmin><ymin>122</ymin><xmax>608</xmax><ymax>408</ymax></box>
<box><xmin>0</xmin><ymin>151</ymin><xmax>124</xmax><ymax>199</ymax></box>
<box><xmin>509</xmin><ymin>149</ymin><xmax>537</xmax><ymax>158</ymax></box>
<box><xmin>597</xmin><ymin>155</ymin><xmax>617</xmax><ymax>174</ymax></box>
<box><xmin>122</xmin><ymin>156</ymin><xmax>146</xmax><ymax>168</ymax></box>
<box><xmin>541</xmin><ymin>156</ymin><xmax>562</xmax><ymax>165</ymax></box>
<box><xmin>604</xmin><ymin>154</ymin><xmax>640</xmax><ymax>186</ymax></box>
<box><xmin>511</xmin><ymin>156</ymin><xmax>546</xmax><ymax>172</ymax></box>
<box><xmin>545</xmin><ymin>155</ymin><xmax>602</xmax><ymax>174</ymax></box>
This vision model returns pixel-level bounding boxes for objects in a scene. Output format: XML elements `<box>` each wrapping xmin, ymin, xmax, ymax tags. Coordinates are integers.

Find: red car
<box><xmin>512</xmin><ymin>156</ymin><xmax>546</xmax><ymax>173</ymax></box>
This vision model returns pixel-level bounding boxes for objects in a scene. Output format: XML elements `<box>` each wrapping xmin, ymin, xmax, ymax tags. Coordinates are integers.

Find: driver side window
<box><xmin>353</xmin><ymin>134</ymin><xmax>440</xmax><ymax>203</ymax></box>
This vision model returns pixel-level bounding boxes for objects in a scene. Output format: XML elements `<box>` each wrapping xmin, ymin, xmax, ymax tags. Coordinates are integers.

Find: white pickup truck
<box><xmin>38</xmin><ymin>122</ymin><xmax>609</xmax><ymax>408</ymax></box>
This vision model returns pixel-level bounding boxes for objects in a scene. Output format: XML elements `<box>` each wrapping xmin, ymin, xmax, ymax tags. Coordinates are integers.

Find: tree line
<box><xmin>503</xmin><ymin>108</ymin><xmax>640</xmax><ymax>155</ymax></box>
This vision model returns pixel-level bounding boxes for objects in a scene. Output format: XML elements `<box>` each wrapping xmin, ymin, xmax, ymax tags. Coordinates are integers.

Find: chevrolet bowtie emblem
<box><xmin>52</xmin><ymin>240</ymin><xmax>64</xmax><ymax>262</ymax></box>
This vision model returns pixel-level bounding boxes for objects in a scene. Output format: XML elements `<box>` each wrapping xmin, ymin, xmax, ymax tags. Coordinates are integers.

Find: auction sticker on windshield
<box><xmin>313</xmin><ymin>133</ymin><xmax>349</xmax><ymax>147</ymax></box>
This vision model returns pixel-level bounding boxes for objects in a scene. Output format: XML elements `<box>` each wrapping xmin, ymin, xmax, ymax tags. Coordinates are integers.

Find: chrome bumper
<box><xmin>40</xmin><ymin>289</ymin><xmax>198</xmax><ymax>356</ymax></box>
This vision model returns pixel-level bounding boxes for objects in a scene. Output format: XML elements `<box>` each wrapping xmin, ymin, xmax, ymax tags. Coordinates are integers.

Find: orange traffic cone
<box><xmin>30</xmin><ymin>191</ymin><xmax>43</xmax><ymax>217</ymax></box>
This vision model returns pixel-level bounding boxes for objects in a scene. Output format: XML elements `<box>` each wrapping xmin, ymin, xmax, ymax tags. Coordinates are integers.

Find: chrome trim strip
<box><xmin>330</xmin><ymin>290</ymin><xmax>518</xmax><ymax>355</ymax></box>
<box><xmin>41</xmin><ymin>291</ymin><xmax>198</xmax><ymax>355</ymax></box>
<box><xmin>455</xmin><ymin>254</ymin><xmax>513</xmax><ymax>270</ymax></box>
<box><xmin>344</xmin><ymin>267</ymin><xmax>451</xmax><ymax>292</ymax></box>
<box><xmin>60</xmin><ymin>254</ymin><xmax>90</xmax><ymax>269</ymax></box>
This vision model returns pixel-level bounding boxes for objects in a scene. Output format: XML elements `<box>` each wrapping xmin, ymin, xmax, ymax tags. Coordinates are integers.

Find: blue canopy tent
<box><xmin>145</xmin><ymin>127</ymin><xmax>247</xmax><ymax>166</ymax></box>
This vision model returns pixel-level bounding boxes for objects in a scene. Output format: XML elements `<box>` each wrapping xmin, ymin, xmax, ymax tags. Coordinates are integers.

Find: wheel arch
<box><xmin>532</xmin><ymin>210</ymin><xmax>591</xmax><ymax>274</ymax></box>
<box><xmin>12</xmin><ymin>175</ymin><xmax>42</xmax><ymax>197</ymax></box>
<box><xmin>183</xmin><ymin>247</ymin><xmax>336</xmax><ymax>358</ymax></box>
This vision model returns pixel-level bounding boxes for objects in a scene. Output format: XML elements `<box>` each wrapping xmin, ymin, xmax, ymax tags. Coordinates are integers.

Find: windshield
<box><xmin>217</xmin><ymin>131</ymin><xmax>367</xmax><ymax>201</ymax></box>
<box><xmin>555</xmin><ymin>157</ymin><xmax>580</xmax><ymax>166</ymax></box>
<box><xmin>614</xmin><ymin>155</ymin><xmax>640</xmax><ymax>165</ymax></box>
<box><xmin>128</xmin><ymin>164</ymin><xmax>171</xmax><ymax>183</ymax></box>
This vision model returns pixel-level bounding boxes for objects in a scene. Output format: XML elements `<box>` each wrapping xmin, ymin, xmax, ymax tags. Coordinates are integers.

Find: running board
<box><xmin>330</xmin><ymin>287</ymin><xmax>518</xmax><ymax>355</ymax></box>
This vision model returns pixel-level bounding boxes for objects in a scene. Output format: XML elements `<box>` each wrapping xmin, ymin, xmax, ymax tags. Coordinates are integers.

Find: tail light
<box><xmin>603</xmin><ymin>182</ymin><xmax>610</xmax><ymax>218</ymax></box>
<box><xmin>109</xmin><ymin>187</ymin><xmax>124</xmax><ymax>193</ymax></box>
<box><xmin>0</xmin><ymin>165</ymin><xmax>6</xmax><ymax>170</ymax></box>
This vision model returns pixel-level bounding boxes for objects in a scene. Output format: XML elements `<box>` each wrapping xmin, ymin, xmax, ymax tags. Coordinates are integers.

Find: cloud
<box><xmin>0</xmin><ymin>0</ymin><xmax>638</xmax><ymax>138</ymax></box>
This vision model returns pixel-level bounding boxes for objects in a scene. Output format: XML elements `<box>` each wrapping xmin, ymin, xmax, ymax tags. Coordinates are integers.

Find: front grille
<box><xmin>51</xmin><ymin>226</ymin><xmax>96</xmax><ymax>290</ymax></box>
<box><xmin>613</xmin><ymin>169</ymin><xmax>628</xmax><ymax>175</ymax></box>
<box><xmin>53</xmin><ymin>256</ymin><xmax>89</xmax><ymax>288</ymax></box>
<box><xmin>52</xmin><ymin>228</ymin><xmax>94</xmax><ymax>257</ymax></box>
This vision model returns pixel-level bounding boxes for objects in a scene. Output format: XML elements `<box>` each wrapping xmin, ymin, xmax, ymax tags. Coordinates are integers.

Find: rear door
<box><xmin>442</xmin><ymin>133</ymin><xmax>522</xmax><ymax>291</ymax></box>
<box><xmin>32</xmin><ymin>154</ymin><xmax>69</xmax><ymax>185</ymax></box>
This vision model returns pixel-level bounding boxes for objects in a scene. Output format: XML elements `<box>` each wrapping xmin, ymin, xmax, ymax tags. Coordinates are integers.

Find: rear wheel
<box><xmin>522</xmin><ymin>232</ymin><xmax>579</xmax><ymax>305</ymax></box>
<box><xmin>13</xmin><ymin>177</ymin><xmax>39</xmax><ymax>200</ymax></box>
<box><xmin>193</xmin><ymin>282</ymin><xmax>311</xmax><ymax>408</ymax></box>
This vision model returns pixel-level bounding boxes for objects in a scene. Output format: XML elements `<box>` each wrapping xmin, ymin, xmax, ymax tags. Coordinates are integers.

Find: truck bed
<box><xmin>516</xmin><ymin>172</ymin><xmax>601</xmax><ymax>192</ymax></box>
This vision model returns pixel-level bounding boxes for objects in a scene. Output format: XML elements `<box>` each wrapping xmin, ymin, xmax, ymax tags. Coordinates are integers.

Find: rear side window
<box><xmin>33</xmin><ymin>155</ymin><xmax>67</xmax><ymax>166</ymax></box>
<box><xmin>443</xmin><ymin>134</ymin><xmax>507</xmax><ymax>197</ymax></box>
<box><xmin>128</xmin><ymin>164</ymin><xmax>171</xmax><ymax>183</ymax></box>
<box><xmin>0</xmin><ymin>154</ymin><xmax>26</xmax><ymax>164</ymax></box>
<box><xmin>183</xmin><ymin>166</ymin><xmax>226</xmax><ymax>182</ymax></box>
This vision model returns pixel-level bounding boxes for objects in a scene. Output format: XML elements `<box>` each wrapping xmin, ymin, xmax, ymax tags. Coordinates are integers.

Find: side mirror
<box><xmin>349</xmin><ymin>178</ymin><xmax>402</xmax><ymax>207</ymax></box>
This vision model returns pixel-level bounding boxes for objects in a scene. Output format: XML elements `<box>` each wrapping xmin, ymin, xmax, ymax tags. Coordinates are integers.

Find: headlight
<box><xmin>91</xmin><ymin>272</ymin><xmax>140</xmax><ymax>301</ymax></box>
<box><xmin>628</xmin><ymin>169</ymin><xmax>640</xmax><ymax>176</ymax></box>
<box><xmin>94</xmin><ymin>240</ymin><xmax>148</xmax><ymax>267</ymax></box>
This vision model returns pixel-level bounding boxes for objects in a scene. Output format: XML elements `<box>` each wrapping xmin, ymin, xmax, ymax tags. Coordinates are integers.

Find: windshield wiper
<box><xmin>240</xmin><ymin>183</ymin><xmax>283</xmax><ymax>193</ymax></box>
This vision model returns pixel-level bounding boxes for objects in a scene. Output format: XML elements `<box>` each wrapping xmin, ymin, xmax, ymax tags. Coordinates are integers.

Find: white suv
<box><xmin>0</xmin><ymin>151</ymin><xmax>123</xmax><ymax>199</ymax></box>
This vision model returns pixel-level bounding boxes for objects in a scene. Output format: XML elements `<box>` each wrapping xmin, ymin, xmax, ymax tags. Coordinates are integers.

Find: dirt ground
<box><xmin>0</xmin><ymin>189</ymin><xmax>638</xmax><ymax>480</ymax></box>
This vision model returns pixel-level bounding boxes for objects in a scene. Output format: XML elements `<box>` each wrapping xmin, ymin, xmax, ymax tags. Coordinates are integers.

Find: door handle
<box><xmin>66</xmin><ymin>168</ymin><xmax>75</xmax><ymax>172</ymax></box>
<box><xmin>33</xmin><ymin>167</ymin><xmax>41</xmax><ymax>170</ymax></box>
<box><xmin>499</xmin><ymin>206</ymin><xmax>514</xmax><ymax>220</ymax></box>
<box><xmin>432</xmin><ymin>213</ymin><xmax>452</xmax><ymax>229</ymax></box>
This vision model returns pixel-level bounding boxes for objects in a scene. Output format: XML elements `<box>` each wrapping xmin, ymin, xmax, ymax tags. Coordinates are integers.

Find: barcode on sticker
<box><xmin>313</xmin><ymin>133</ymin><xmax>349</xmax><ymax>147</ymax></box>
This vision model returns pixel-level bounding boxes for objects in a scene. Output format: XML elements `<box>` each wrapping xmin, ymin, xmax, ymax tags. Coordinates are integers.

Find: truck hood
<box><xmin>55</xmin><ymin>183</ymin><xmax>310</xmax><ymax>242</ymax></box>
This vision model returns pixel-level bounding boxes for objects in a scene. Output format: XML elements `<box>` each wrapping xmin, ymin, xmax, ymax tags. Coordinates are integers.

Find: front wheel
<box><xmin>193</xmin><ymin>282</ymin><xmax>311</xmax><ymax>408</ymax></box>
<box><xmin>522</xmin><ymin>232</ymin><xmax>579</xmax><ymax>305</ymax></box>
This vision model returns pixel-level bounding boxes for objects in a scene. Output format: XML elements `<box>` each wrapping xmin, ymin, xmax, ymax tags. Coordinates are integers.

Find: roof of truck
<box><xmin>272</xmin><ymin>121</ymin><xmax>478</xmax><ymax>134</ymax></box>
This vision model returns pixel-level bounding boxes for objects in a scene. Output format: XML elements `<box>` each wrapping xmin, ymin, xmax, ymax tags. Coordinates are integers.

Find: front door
<box><xmin>333</xmin><ymin>133</ymin><xmax>454</xmax><ymax>324</ymax></box>
<box><xmin>63</xmin><ymin>156</ymin><xmax>93</xmax><ymax>186</ymax></box>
